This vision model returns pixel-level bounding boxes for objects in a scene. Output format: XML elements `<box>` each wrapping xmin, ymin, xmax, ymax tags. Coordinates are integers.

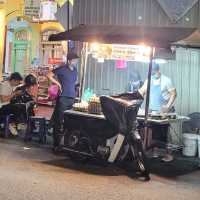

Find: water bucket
<box><xmin>182</xmin><ymin>133</ymin><xmax>198</xmax><ymax>157</ymax></box>
<box><xmin>197</xmin><ymin>135</ymin><xmax>200</xmax><ymax>158</ymax></box>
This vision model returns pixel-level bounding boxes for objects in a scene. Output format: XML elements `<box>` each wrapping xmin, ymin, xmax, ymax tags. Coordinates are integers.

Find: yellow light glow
<box><xmin>61</xmin><ymin>41</ymin><xmax>68</xmax><ymax>54</ymax></box>
<box><xmin>138</xmin><ymin>45</ymin><xmax>152</xmax><ymax>56</ymax></box>
<box><xmin>0</xmin><ymin>10</ymin><xmax>5</xmax><ymax>30</ymax></box>
<box><xmin>90</xmin><ymin>43</ymin><xmax>100</xmax><ymax>52</ymax></box>
<box><xmin>69</xmin><ymin>0</ymin><xmax>74</xmax><ymax>5</ymax></box>
<box><xmin>56</xmin><ymin>0</ymin><xmax>74</xmax><ymax>6</ymax></box>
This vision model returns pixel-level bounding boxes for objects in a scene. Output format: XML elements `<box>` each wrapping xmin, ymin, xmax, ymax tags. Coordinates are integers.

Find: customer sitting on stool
<box><xmin>0</xmin><ymin>74</ymin><xmax>38</xmax><ymax>136</ymax></box>
<box><xmin>0</xmin><ymin>72</ymin><xmax>23</xmax><ymax>106</ymax></box>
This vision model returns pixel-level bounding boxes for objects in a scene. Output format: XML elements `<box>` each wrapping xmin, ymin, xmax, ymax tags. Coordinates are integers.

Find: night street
<box><xmin>1</xmin><ymin>0</ymin><xmax>200</xmax><ymax>199</ymax></box>
<box><xmin>0</xmin><ymin>139</ymin><xmax>199</xmax><ymax>200</ymax></box>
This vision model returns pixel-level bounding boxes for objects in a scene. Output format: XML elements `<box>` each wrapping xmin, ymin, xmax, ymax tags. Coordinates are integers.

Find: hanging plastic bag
<box><xmin>48</xmin><ymin>84</ymin><xmax>59</xmax><ymax>100</ymax></box>
<box><xmin>81</xmin><ymin>88</ymin><xmax>94</xmax><ymax>102</ymax></box>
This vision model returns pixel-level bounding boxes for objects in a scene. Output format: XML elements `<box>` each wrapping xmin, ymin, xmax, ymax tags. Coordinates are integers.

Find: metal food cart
<box><xmin>49</xmin><ymin>24</ymin><xmax>195</xmax><ymax>150</ymax></box>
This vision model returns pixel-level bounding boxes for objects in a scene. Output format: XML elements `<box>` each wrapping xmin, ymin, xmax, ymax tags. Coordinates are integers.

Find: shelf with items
<box><xmin>27</xmin><ymin>66</ymin><xmax>55</xmax><ymax>107</ymax></box>
<box><xmin>36</xmin><ymin>30</ymin><xmax>64</xmax><ymax>106</ymax></box>
<box><xmin>40</xmin><ymin>30</ymin><xmax>63</xmax><ymax>66</ymax></box>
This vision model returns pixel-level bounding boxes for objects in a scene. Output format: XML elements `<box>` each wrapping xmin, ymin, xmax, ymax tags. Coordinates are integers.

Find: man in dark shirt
<box><xmin>11</xmin><ymin>74</ymin><xmax>38</xmax><ymax>117</ymax></box>
<box><xmin>48</xmin><ymin>52</ymin><xmax>79</xmax><ymax>152</ymax></box>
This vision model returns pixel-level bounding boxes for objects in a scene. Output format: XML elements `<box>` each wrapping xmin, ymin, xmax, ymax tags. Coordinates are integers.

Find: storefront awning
<box><xmin>175</xmin><ymin>30</ymin><xmax>200</xmax><ymax>48</ymax></box>
<box><xmin>48</xmin><ymin>24</ymin><xmax>196</xmax><ymax>48</ymax></box>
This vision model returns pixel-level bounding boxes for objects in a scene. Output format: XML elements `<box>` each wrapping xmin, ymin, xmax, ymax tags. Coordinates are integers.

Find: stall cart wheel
<box><xmin>64</xmin><ymin>129</ymin><xmax>91</xmax><ymax>163</ymax></box>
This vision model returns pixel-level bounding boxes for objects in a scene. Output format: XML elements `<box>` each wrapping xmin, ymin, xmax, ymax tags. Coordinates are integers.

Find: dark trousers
<box><xmin>0</xmin><ymin>104</ymin><xmax>28</xmax><ymax>122</ymax></box>
<box><xmin>51</xmin><ymin>96</ymin><xmax>74</xmax><ymax>147</ymax></box>
<box><xmin>150</xmin><ymin>124</ymin><xmax>169</xmax><ymax>148</ymax></box>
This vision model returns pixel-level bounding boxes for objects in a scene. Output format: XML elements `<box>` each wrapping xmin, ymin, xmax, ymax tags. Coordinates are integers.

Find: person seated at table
<box><xmin>11</xmin><ymin>74</ymin><xmax>38</xmax><ymax>113</ymax></box>
<box><xmin>0</xmin><ymin>74</ymin><xmax>38</xmax><ymax>135</ymax></box>
<box><xmin>138</xmin><ymin>62</ymin><xmax>177</xmax><ymax>162</ymax></box>
<box><xmin>0</xmin><ymin>72</ymin><xmax>23</xmax><ymax>106</ymax></box>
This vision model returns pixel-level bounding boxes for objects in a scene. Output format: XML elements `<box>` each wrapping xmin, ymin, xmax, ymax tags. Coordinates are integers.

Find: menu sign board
<box><xmin>111</xmin><ymin>45</ymin><xmax>151</xmax><ymax>61</ymax></box>
<box><xmin>89</xmin><ymin>43</ymin><xmax>151</xmax><ymax>62</ymax></box>
<box><xmin>24</xmin><ymin>0</ymin><xmax>40</xmax><ymax>18</ymax></box>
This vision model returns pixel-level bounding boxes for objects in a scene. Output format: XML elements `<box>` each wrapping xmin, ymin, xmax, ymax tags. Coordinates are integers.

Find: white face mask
<box><xmin>68</xmin><ymin>59</ymin><xmax>79</xmax><ymax>68</ymax></box>
<box><xmin>152</xmin><ymin>73</ymin><xmax>160</xmax><ymax>80</ymax></box>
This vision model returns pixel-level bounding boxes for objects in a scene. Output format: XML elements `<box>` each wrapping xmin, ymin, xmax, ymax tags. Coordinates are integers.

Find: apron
<box><xmin>149</xmin><ymin>79</ymin><xmax>165</xmax><ymax>112</ymax></box>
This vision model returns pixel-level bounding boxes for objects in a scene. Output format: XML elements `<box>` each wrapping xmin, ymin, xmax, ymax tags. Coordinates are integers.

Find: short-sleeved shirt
<box><xmin>139</xmin><ymin>74</ymin><xmax>175</xmax><ymax>103</ymax></box>
<box><xmin>0</xmin><ymin>81</ymin><xmax>14</xmax><ymax>105</ymax></box>
<box><xmin>53</xmin><ymin>64</ymin><xmax>77</xmax><ymax>98</ymax></box>
<box><xmin>0</xmin><ymin>81</ymin><xmax>13</xmax><ymax>96</ymax></box>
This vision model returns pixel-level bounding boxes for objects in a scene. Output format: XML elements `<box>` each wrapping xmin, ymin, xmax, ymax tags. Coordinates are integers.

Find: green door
<box><xmin>11</xmin><ymin>28</ymin><xmax>31</xmax><ymax>75</ymax></box>
<box><xmin>12</xmin><ymin>41</ymin><xmax>31</xmax><ymax>75</ymax></box>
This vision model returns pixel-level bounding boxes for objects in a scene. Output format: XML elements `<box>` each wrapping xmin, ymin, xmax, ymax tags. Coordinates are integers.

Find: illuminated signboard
<box><xmin>89</xmin><ymin>43</ymin><xmax>151</xmax><ymax>62</ymax></box>
<box><xmin>111</xmin><ymin>45</ymin><xmax>151</xmax><ymax>61</ymax></box>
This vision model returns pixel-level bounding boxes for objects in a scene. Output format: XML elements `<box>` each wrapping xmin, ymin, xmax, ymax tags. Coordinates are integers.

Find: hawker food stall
<box><xmin>49</xmin><ymin>24</ymin><xmax>193</xmax><ymax>152</ymax></box>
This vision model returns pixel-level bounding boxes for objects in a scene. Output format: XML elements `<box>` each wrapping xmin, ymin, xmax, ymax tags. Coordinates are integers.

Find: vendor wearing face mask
<box><xmin>139</xmin><ymin>63</ymin><xmax>177</xmax><ymax>113</ymax></box>
<box><xmin>48</xmin><ymin>52</ymin><xmax>79</xmax><ymax>153</ymax></box>
<box><xmin>138</xmin><ymin>63</ymin><xmax>177</xmax><ymax>162</ymax></box>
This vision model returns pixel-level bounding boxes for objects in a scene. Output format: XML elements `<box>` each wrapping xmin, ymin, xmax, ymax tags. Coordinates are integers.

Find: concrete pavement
<box><xmin>0</xmin><ymin>138</ymin><xmax>199</xmax><ymax>200</ymax></box>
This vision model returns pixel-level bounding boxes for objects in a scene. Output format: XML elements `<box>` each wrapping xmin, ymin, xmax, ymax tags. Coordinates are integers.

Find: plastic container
<box><xmin>182</xmin><ymin>133</ymin><xmax>198</xmax><ymax>157</ymax></box>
